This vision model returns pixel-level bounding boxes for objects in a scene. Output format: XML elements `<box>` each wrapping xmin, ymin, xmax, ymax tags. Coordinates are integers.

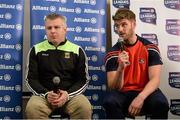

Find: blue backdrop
<box><xmin>0</xmin><ymin>0</ymin><xmax>24</xmax><ymax>119</ymax></box>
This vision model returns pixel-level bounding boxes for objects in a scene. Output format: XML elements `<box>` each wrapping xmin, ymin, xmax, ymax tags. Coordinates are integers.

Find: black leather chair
<box><xmin>126</xmin><ymin>113</ymin><xmax>151</xmax><ymax>119</ymax></box>
<box><xmin>49</xmin><ymin>108</ymin><xmax>69</xmax><ymax>119</ymax></box>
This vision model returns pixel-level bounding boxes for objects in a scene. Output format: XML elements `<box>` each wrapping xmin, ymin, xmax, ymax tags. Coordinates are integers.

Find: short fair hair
<box><xmin>113</xmin><ymin>8</ymin><xmax>136</xmax><ymax>21</ymax></box>
<box><xmin>45</xmin><ymin>13</ymin><xmax>67</xmax><ymax>26</ymax></box>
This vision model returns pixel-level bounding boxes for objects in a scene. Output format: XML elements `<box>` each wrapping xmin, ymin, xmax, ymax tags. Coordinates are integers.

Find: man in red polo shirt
<box><xmin>103</xmin><ymin>8</ymin><xmax>169</xmax><ymax>119</ymax></box>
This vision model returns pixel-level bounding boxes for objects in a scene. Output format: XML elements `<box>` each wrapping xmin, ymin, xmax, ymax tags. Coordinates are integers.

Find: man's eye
<box><xmin>114</xmin><ymin>24</ymin><xmax>120</xmax><ymax>30</ymax></box>
<box><xmin>55</xmin><ymin>26</ymin><xmax>61</xmax><ymax>29</ymax></box>
<box><xmin>122</xmin><ymin>23</ymin><xmax>127</xmax><ymax>27</ymax></box>
<box><xmin>114</xmin><ymin>24</ymin><xmax>119</xmax><ymax>27</ymax></box>
<box><xmin>114</xmin><ymin>24</ymin><xmax>119</xmax><ymax>28</ymax></box>
<box><xmin>47</xmin><ymin>27</ymin><xmax>52</xmax><ymax>30</ymax></box>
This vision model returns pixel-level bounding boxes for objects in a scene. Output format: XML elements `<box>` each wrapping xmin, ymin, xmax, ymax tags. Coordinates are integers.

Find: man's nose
<box><xmin>50</xmin><ymin>27</ymin><xmax>56</xmax><ymax>33</ymax></box>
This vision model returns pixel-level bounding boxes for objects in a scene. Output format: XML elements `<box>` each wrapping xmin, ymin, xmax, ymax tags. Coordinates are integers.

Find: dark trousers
<box><xmin>103</xmin><ymin>89</ymin><xmax>169</xmax><ymax>119</ymax></box>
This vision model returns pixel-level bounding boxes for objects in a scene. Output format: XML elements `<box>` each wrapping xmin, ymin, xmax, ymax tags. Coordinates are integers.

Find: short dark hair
<box><xmin>112</xmin><ymin>8</ymin><xmax>136</xmax><ymax>21</ymax></box>
<box><xmin>45</xmin><ymin>13</ymin><xmax>67</xmax><ymax>25</ymax></box>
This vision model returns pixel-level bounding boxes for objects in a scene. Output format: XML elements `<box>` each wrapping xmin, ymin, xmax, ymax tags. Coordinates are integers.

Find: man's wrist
<box><xmin>138</xmin><ymin>93</ymin><xmax>146</xmax><ymax>101</ymax></box>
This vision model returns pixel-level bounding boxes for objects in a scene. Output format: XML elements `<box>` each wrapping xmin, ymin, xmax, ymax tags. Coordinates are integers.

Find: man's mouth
<box><xmin>51</xmin><ymin>36</ymin><xmax>56</xmax><ymax>39</ymax></box>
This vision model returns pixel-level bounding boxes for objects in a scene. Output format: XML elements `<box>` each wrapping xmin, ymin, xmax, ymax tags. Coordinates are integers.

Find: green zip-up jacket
<box><xmin>26</xmin><ymin>39</ymin><xmax>89</xmax><ymax>99</ymax></box>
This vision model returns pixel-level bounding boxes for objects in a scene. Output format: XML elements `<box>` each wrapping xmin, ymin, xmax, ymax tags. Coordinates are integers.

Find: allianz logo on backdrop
<box><xmin>167</xmin><ymin>45</ymin><xmax>180</xmax><ymax>62</ymax></box>
<box><xmin>170</xmin><ymin>99</ymin><xmax>180</xmax><ymax>116</ymax></box>
<box><xmin>45</xmin><ymin>0</ymin><xmax>67</xmax><ymax>3</ymax></box>
<box><xmin>0</xmin><ymin>44</ymin><xmax>22</xmax><ymax>51</ymax></box>
<box><xmin>86</xmin><ymin>94</ymin><xmax>99</xmax><ymax>102</ymax></box>
<box><xmin>87</xmin><ymin>55</ymin><xmax>98</xmax><ymax>62</ymax></box>
<box><xmin>0</xmin><ymin>53</ymin><xmax>11</xmax><ymax>61</ymax></box>
<box><xmin>166</xmin><ymin>19</ymin><xmax>180</xmax><ymax>36</ymax></box>
<box><xmin>32</xmin><ymin>25</ymin><xmax>45</xmax><ymax>30</ymax></box>
<box><xmin>88</xmin><ymin>65</ymin><xmax>105</xmax><ymax>71</ymax></box>
<box><xmin>86</xmin><ymin>94</ymin><xmax>99</xmax><ymax>101</ymax></box>
<box><xmin>92</xmin><ymin>114</ymin><xmax>99</xmax><ymax>119</ymax></box>
<box><xmin>84</xmin><ymin>8</ymin><xmax>105</xmax><ymax>15</ymax></box>
<box><xmin>74</xmin><ymin>0</ymin><xmax>96</xmax><ymax>5</ymax></box>
<box><xmin>0</xmin><ymin>95</ymin><xmax>11</xmax><ymax>102</ymax></box>
<box><xmin>164</xmin><ymin>0</ymin><xmax>180</xmax><ymax>4</ymax></box>
<box><xmin>0</xmin><ymin>4</ymin><xmax>23</xmax><ymax>11</ymax></box>
<box><xmin>32</xmin><ymin>6</ymin><xmax>55</xmax><ymax>11</ymax></box>
<box><xmin>92</xmin><ymin>106</ymin><xmax>103</xmax><ymax>110</ymax></box>
<box><xmin>0</xmin><ymin>85</ymin><xmax>21</xmax><ymax>92</ymax></box>
<box><xmin>0</xmin><ymin>74</ymin><xmax>11</xmax><ymax>81</ymax></box>
<box><xmin>32</xmin><ymin>5</ymin><xmax>73</xmax><ymax>13</ymax></box>
<box><xmin>85</xmin><ymin>46</ymin><xmax>105</xmax><ymax>52</ymax></box>
<box><xmin>0</xmin><ymin>106</ymin><xmax>21</xmax><ymax>113</ymax></box>
<box><xmin>0</xmin><ymin>64</ymin><xmax>21</xmax><ymax>71</ymax></box>
<box><xmin>169</xmin><ymin>72</ymin><xmax>180</xmax><ymax>89</ymax></box>
<box><xmin>32</xmin><ymin>5</ymin><xmax>105</xmax><ymax>15</ymax></box>
<box><xmin>141</xmin><ymin>33</ymin><xmax>158</xmax><ymax>46</ymax></box>
<box><xmin>74</xmin><ymin>36</ymin><xmax>97</xmax><ymax>43</ymax></box>
<box><xmin>0</xmin><ymin>13</ymin><xmax>12</xmax><ymax>20</ymax></box>
<box><xmin>87</xmin><ymin>84</ymin><xmax>106</xmax><ymax>91</ymax></box>
<box><xmin>44</xmin><ymin>0</ymin><xmax>96</xmax><ymax>5</ymax></box>
<box><xmin>0</xmin><ymin>33</ymin><xmax>12</xmax><ymax>40</ymax></box>
<box><xmin>113</xmin><ymin>0</ymin><xmax>129</xmax><ymax>4</ymax></box>
<box><xmin>164</xmin><ymin>0</ymin><xmax>180</xmax><ymax>10</ymax></box>
<box><xmin>74</xmin><ymin>17</ymin><xmax>97</xmax><ymax>24</ymax></box>
<box><xmin>89</xmin><ymin>74</ymin><xmax>99</xmax><ymax>81</ymax></box>
<box><xmin>113</xmin><ymin>0</ymin><xmax>130</xmax><ymax>9</ymax></box>
<box><xmin>139</xmin><ymin>7</ymin><xmax>157</xmax><ymax>25</ymax></box>
<box><xmin>0</xmin><ymin>24</ymin><xmax>22</xmax><ymax>30</ymax></box>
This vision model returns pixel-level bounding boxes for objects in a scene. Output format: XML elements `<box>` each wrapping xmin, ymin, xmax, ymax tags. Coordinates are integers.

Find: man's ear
<box><xmin>64</xmin><ymin>26</ymin><xmax>67</xmax><ymax>32</ymax></box>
